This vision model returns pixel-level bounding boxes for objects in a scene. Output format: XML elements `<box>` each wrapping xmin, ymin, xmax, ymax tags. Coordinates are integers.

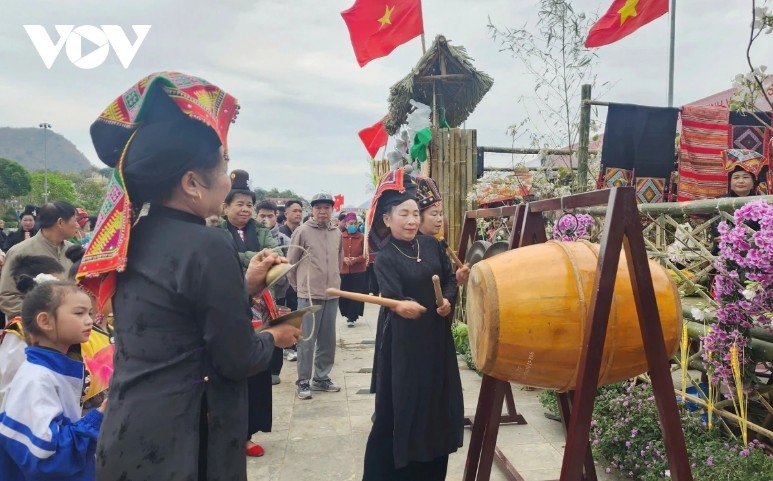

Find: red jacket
<box><xmin>340</xmin><ymin>231</ymin><xmax>366</xmax><ymax>274</ymax></box>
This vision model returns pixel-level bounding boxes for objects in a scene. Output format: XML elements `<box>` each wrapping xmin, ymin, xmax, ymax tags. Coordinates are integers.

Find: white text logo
<box><xmin>24</xmin><ymin>25</ymin><xmax>151</xmax><ymax>69</ymax></box>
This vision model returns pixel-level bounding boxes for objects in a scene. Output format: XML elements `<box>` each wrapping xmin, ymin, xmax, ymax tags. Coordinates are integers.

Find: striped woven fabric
<box><xmin>677</xmin><ymin>105</ymin><xmax>730</xmax><ymax>201</ymax></box>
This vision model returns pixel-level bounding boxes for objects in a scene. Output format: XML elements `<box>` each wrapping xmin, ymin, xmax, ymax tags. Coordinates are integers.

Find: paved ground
<box><xmin>248</xmin><ymin>303</ymin><xmax>621</xmax><ymax>481</ymax></box>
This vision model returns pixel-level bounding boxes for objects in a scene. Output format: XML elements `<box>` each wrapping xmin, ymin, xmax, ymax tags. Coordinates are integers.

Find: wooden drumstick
<box><xmin>431</xmin><ymin>275</ymin><xmax>444</xmax><ymax>307</ymax></box>
<box><xmin>439</xmin><ymin>237</ymin><xmax>464</xmax><ymax>270</ymax></box>
<box><xmin>325</xmin><ymin>288</ymin><xmax>427</xmax><ymax>313</ymax></box>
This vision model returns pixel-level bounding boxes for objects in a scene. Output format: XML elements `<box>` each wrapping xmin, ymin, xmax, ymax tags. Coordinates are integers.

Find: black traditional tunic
<box><xmin>96</xmin><ymin>206</ymin><xmax>275</xmax><ymax>481</ymax></box>
<box><xmin>221</xmin><ymin>219</ymin><xmax>274</xmax><ymax>438</ymax></box>
<box><xmin>363</xmin><ymin>235</ymin><xmax>464</xmax><ymax>481</ymax></box>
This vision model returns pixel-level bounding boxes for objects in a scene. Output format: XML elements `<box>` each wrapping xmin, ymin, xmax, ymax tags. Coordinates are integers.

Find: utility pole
<box><xmin>39</xmin><ymin>123</ymin><xmax>51</xmax><ymax>203</ymax></box>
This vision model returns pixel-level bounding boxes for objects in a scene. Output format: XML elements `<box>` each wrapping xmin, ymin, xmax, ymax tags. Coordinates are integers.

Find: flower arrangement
<box><xmin>466</xmin><ymin>170</ymin><xmax>532</xmax><ymax>206</ymax></box>
<box><xmin>589</xmin><ymin>381</ymin><xmax>773</xmax><ymax>481</ymax></box>
<box><xmin>552</xmin><ymin>213</ymin><xmax>595</xmax><ymax>241</ymax></box>
<box><xmin>702</xmin><ymin>200</ymin><xmax>773</xmax><ymax>387</ymax></box>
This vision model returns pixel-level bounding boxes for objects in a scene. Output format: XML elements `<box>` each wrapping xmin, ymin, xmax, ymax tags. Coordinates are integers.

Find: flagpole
<box><xmin>667</xmin><ymin>0</ymin><xmax>676</xmax><ymax>107</ymax></box>
<box><xmin>421</xmin><ymin>33</ymin><xmax>426</xmax><ymax>53</ymax></box>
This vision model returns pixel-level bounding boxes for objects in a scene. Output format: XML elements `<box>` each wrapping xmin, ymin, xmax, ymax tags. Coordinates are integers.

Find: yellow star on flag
<box><xmin>378</xmin><ymin>5</ymin><xmax>395</xmax><ymax>29</ymax></box>
<box><xmin>617</xmin><ymin>0</ymin><xmax>639</xmax><ymax>25</ymax></box>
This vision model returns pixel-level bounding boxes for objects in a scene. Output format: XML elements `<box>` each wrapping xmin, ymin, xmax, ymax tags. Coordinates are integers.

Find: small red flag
<box><xmin>341</xmin><ymin>0</ymin><xmax>424</xmax><ymax>67</ymax></box>
<box><xmin>334</xmin><ymin>195</ymin><xmax>345</xmax><ymax>211</ymax></box>
<box><xmin>358</xmin><ymin>118</ymin><xmax>389</xmax><ymax>158</ymax></box>
<box><xmin>585</xmin><ymin>0</ymin><xmax>668</xmax><ymax>48</ymax></box>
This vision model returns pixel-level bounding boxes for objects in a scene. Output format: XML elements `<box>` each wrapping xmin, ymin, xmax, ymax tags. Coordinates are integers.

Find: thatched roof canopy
<box><xmin>385</xmin><ymin>35</ymin><xmax>494</xmax><ymax>135</ymax></box>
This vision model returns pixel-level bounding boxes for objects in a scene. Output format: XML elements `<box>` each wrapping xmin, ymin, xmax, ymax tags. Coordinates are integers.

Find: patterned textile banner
<box><xmin>604</xmin><ymin>167</ymin><xmax>633</xmax><ymax>188</ymax></box>
<box><xmin>677</xmin><ymin>106</ymin><xmax>730</xmax><ymax>201</ymax></box>
<box><xmin>635</xmin><ymin>177</ymin><xmax>666</xmax><ymax>204</ymax></box>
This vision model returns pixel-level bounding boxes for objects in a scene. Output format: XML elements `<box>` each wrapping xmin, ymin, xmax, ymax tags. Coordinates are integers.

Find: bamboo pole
<box><xmin>576</xmin><ymin>84</ymin><xmax>592</xmax><ymax>192</ymax></box>
<box><xmin>676</xmin><ymin>391</ymin><xmax>773</xmax><ymax>440</ymax></box>
<box><xmin>584</xmin><ymin>194</ymin><xmax>773</xmax><ymax>216</ymax></box>
<box><xmin>684</xmin><ymin>321</ymin><xmax>773</xmax><ymax>362</ymax></box>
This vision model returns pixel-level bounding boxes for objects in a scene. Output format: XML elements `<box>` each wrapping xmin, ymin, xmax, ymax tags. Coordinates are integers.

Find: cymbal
<box><xmin>265</xmin><ymin>262</ymin><xmax>299</xmax><ymax>290</ymax></box>
<box><xmin>483</xmin><ymin>241</ymin><xmax>510</xmax><ymax>259</ymax></box>
<box><xmin>466</xmin><ymin>241</ymin><xmax>491</xmax><ymax>267</ymax></box>
<box><xmin>257</xmin><ymin>304</ymin><xmax>321</xmax><ymax>331</ymax></box>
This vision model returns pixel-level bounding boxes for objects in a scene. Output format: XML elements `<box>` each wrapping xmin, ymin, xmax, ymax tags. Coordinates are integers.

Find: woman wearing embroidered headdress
<box><xmin>78</xmin><ymin>72</ymin><xmax>300</xmax><ymax>481</ymax></box>
<box><xmin>362</xmin><ymin>168</ymin><xmax>464</xmax><ymax>481</ymax></box>
<box><xmin>415</xmin><ymin>176</ymin><xmax>471</xmax><ymax>285</ymax></box>
<box><xmin>710</xmin><ymin>150</ymin><xmax>764</xmax><ymax>255</ymax></box>
<box><xmin>219</xmin><ymin>168</ymin><xmax>278</xmax><ymax>458</ymax></box>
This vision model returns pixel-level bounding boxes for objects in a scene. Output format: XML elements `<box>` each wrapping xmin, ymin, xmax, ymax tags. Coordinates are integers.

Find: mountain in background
<box><xmin>0</xmin><ymin>127</ymin><xmax>92</xmax><ymax>173</ymax></box>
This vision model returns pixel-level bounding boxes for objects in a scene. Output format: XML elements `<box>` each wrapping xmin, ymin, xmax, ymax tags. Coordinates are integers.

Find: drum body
<box><xmin>466</xmin><ymin>240</ymin><xmax>681</xmax><ymax>391</ymax></box>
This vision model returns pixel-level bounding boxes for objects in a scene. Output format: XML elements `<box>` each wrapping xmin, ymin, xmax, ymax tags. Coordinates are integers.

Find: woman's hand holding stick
<box><xmin>431</xmin><ymin>275</ymin><xmax>443</xmax><ymax>307</ymax></box>
<box><xmin>431</xmin><ymin>275</ymin><xmax>452</xmax><ymax>317</ymax></box>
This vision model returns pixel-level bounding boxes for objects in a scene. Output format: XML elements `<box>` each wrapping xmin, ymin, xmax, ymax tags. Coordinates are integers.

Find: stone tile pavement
<box><xmin>249</xmin><ymin>303</ymin><xmax>621</xmax><ymax>481</ymax></box>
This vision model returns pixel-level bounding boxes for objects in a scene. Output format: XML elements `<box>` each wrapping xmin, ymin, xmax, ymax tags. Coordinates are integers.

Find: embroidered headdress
<box><xmin>415</xmin><ymin>176</ymin><xmax>442</xmax><ymax>212</ymax></box>
<box><xmin>366</xmin><ymin>168</ymin><xmax>417</xmax><ymax>254</ymax></box>
<box><xmin>77</xmin><ymin>72</ymin><xmax>239</xmax><ymax>308</ymax></box>
<box><xmin>722</xmin><ymin>148</ymin><xmax>765</xmax><ymax>178</ymax></box>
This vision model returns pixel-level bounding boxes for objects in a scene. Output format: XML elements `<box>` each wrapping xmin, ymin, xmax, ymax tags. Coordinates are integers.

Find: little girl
<box><xmin>0</xmin><ymin>278</ymin><xmax>104</xmax><ymax>481</ymax></box>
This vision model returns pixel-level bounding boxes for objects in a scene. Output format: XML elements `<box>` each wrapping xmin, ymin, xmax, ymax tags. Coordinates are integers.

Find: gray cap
<box><xmin>310</xmin><ymin>193</ymin><xmax>335</xmax><ymax>206</ymax></box>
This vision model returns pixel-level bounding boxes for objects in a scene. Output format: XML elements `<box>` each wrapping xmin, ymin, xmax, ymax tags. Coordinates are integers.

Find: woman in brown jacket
<box><xmin>339</xmin><ymin>212</ymin><xmax>367</xmax><ymax>327</ymax></box>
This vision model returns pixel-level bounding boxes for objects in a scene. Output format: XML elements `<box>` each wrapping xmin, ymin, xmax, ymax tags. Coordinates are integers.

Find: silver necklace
<box><xmin>391</xmin><ymin>241</ymin><xmax>421</xmax><ymax>263</ymax></box>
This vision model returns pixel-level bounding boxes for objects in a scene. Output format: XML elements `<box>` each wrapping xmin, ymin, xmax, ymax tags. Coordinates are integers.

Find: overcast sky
<box><xmin>1</xmin><ymin>0</ymin><xmax>770</xmax><ymax>207</ymax></box>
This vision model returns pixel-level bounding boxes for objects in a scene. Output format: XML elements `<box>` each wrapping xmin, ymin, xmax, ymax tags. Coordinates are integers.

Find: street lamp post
<box><xmin>39</xmin><ymin>123</ymin><xmax>51</xmax><ymax>203</ymax></box>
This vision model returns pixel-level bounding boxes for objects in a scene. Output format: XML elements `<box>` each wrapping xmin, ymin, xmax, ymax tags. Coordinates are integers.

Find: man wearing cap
<box><xmin>287</xmin><ymin>193</ymin><xmax>344</xmax><ymax>400</ymax></box>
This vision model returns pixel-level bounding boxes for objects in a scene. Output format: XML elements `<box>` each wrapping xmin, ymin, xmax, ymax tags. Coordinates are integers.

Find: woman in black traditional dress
<box><xmin>369</xmin><ymin>174</ymin><xmax>469</xmax><ymax>393</ymax></box>
<box><xmin>363</xmin><ymin>169</ymin><xmax>464</xmax><ymax>481</ymax></box>
<box><xmin>77</xmin><ymin>72</ymin><xmax>300</xmax><ymax>481</ymax></box>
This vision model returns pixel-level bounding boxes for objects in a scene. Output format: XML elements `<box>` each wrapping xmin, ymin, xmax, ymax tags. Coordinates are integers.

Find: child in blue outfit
<box><xmin>0</xmin><ymin>278</ymin><xmax>104</xmax><ymax>481</ymax></box>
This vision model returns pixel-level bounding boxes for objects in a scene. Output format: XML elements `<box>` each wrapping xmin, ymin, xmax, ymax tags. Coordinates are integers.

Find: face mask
<box><xmin>346</xmin><ymin>225</ymin><xmax>358</xmax><ymax>234</ymax></box>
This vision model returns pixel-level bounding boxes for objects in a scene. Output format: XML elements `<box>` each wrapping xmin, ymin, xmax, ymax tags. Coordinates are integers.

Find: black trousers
<box><xmin>270</xmin><ymin>346</ymin><xmax>283</xmax><ymax>375</ymax></box>
<box><xmin>247</xmin><ymin>370</ymin><xmax>272</xmax><ymax>438</ymax></box>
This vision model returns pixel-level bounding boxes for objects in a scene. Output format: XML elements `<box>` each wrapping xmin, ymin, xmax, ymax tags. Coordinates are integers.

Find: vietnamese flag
<box><xmin>358</xmin><ymin>117</ymin><xmax>389</xmax><ymax>158</ymax></box>
<box><xmin>341</xmin><ymin>0</ymin><xmax>424</xmax><ymax>67</ymax></box>
<box><xmin>334</xmin><ymin>195</ymin><xmax>345</xmax><ymax>211</ymax></box>
<box><xmin>585</xmin><ymin>0</ymin><xmax>668</xmax><ymax>48</ymax></box>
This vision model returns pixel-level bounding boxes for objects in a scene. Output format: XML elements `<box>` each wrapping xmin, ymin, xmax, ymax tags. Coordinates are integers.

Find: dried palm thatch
<box><xmin>385</xmin><ymin>35</ymin><xmax>494</xmax><ymax>135</ymax></box>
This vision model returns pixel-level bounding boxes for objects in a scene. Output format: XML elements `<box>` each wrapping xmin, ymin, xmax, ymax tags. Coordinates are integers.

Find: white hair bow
<box><xmin>33</xmin><ymin>273</ymin><xmax>59</xmax><ymax>284</ymax></box>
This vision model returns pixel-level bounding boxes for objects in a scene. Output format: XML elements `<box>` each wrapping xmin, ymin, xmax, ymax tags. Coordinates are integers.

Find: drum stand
<box><xmin>459</xmin><ymin>188</ymin><xmax>693</xmax><ymax>481</ymax></box>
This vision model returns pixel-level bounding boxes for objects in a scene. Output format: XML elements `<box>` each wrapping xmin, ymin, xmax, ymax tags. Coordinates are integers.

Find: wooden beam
<box><xmin>415</xmin><ymin>73</ymin><xmax>471</xmax><ymax>82</ymax></box>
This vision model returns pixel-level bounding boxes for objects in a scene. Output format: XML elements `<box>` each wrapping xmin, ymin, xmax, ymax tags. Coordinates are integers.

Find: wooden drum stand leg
<box><xmin>460</xmin><ymin>189</ymin><xmax>693</xmax><ymax>481</ymax></box>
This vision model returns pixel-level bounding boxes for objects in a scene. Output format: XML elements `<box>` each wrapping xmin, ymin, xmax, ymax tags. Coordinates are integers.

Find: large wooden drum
<box><xmin>466</xmin><ymin>240</ymin><xmax>681</xmax><ymax>391</ymax></box>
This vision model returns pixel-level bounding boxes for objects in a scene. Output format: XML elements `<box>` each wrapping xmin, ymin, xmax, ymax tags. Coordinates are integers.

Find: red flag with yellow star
<box><xmin>341</xmin><ymin>0</ymin><xmax>424</xmax><ymax>67</ymax></box>
<box><xmin>585</xmin><ymin>0</ymin><xmax>668</xmax><ymax>48</ymax></box>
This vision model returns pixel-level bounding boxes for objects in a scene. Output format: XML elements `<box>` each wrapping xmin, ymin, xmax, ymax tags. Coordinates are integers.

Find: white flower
<box><xmin>690</xmin><ymin>307</ymin><xmax>706</xmax><ymax>322</ymax></box>
<box><xmin>741</xmin><ymin>288</ymin><xmax>756</xmax><ymax>301</ymax></box>
<box><xmin>752</xmin><ymin>7</ymin><xmax>773</xmax><ymax>33</ymax></box>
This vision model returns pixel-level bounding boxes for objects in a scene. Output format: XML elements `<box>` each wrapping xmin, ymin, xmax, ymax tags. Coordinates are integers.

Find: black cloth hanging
<box><xmin>601</xmin><ymin>103</ymin><xmax>679</xmax><ymax>179</ymax></box>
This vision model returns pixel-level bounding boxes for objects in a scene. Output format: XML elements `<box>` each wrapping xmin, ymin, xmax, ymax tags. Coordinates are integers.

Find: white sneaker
<box><xmin>347</xmin><ymin>321</ymin><xmax>355</xmax><ymax>328</ymax></box>
<box><xmin>285</xmin><ymin>349</ymin><xmax>297</xmax><ymax>361</ymax></box>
